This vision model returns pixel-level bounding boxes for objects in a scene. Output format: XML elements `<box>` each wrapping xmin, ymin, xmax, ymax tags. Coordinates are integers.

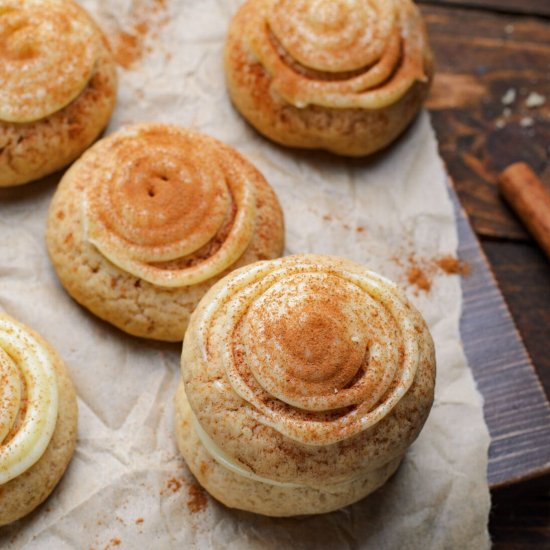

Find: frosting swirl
<box><xmin>0</xmin><ymin>315</ymin><xmax>58</xmax><ymax>485</ymax></box>
<box><xmin>243</xmin><ymin>0</ymin><xmax>430</xmax><ymax>110</ymax></box>
<box><xmin>191</xmin><ymin>255</ymin><xmax>424</xmax><ymax>446</ymax></box>
<box><xmin>0</xmin><ymin>0</ymin><xmax>100</xmax><ymax>123</ymax></box>
<box><xmin>81</xmin><ymin>124</ymin><xmax>257</xmax><ymax>288</ymax></box>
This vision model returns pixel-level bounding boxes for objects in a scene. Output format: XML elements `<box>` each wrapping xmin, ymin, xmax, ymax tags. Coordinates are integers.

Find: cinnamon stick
<box><xmin>498</xmin><ymin>162</ymin><xmax>550</xmax><ymax>260</ymax></box>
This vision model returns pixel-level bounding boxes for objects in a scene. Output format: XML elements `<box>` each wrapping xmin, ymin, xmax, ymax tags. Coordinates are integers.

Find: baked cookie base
<box><xmin>174</xmin><ymin>382</ymin><xmax>402</xmax><ymax>517</ymax></box>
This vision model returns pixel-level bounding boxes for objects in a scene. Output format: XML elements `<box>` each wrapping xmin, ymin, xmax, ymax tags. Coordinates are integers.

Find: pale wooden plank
<box><xmin>451</xmin><ymin>183</ymin><xmax>550</xmax><ymax>487</ymax></box>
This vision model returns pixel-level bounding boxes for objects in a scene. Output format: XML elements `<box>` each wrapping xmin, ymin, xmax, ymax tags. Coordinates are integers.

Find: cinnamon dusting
<box><xmin>111</xmin><ymin>31</ymin><xmax>142</xmax><ymax>69</ymax></box>
<box><xmin>1</xmin><ymin>366</ymin><xmax>28</xmax><ymax>445</ymax></box>
<box><xmin>187</xmin><ymin>482</ymin><xmax>208</xmax><ymax>513</ymax></box>
<box><xmin>436</xmin><ymin>255</ymin><xmax>471</xmax><ymax>276</ymax></box>
<box><xmin>407</xmin><ymin>266</ymin><xmax>431</xmax><ymax>292</ymax></box>
<box><xmin>109</xmin><ymin>0</ymin><xmax>168</xmax><ymax>69</ymax></box>
<box><xmin>398</xmin><ymin>254</ymin><xmax>470</xmax><ymax>294</ymax></box>
<box><xmin>164</xmin><ymin>477</ymin><xmax>183</xmax><ymax>494</ymax></box>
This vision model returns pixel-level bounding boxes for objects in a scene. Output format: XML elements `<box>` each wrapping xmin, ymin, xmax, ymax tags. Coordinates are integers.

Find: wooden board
<box><xmin>420</xmin><ymin>2</ymin><xmax>550</xmax><ymax>240</ymax></box>
<box><xmin>423</xmin><ymin>0</ymin><xmax>550</xmax><ymax>17</ymax></box>
<box><xmin>451</xmin><ymin>182</ymin><xmax>550</xmax><ymax>488</ymax></box>
<box><xmin>481</xmin><ymin>239</ymin><xmax>550</xmax><ymax>398</ymax></box>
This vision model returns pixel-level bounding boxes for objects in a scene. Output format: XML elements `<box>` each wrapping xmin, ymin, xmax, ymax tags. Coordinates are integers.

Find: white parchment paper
<box><xmin>0</xmin><ymin>1</ymin><xmax>491</xmax><ymax>548</ymax></box>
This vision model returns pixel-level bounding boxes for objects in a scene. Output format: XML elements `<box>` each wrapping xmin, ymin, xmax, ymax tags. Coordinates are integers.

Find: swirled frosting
<box><xmin>190</xmin><ymin>255</ymin><xmax>425</xmax><ymax>447</ymax></box>
<box><xmin>242</xmin><ymin>0</ymin><xmax>430</xmax><ymax>110</ymax></box>
<box><xmin>0</xmin><ymin>0</ymin><xmax>100</xmax><ymax>123</ymax></box>
<box><xmin>0</xmin><ymin>315</ymin><xmax>58</xmax><ymax>485</ymax></box>
<box><xmin>81</xmin><ymin>124</ymin><xmax>257</xmax><ymax>288</ymax></box>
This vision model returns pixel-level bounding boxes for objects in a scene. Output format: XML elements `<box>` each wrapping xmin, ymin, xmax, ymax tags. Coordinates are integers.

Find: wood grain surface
<box><xmin>420</xmin><ymin>1</ymin><xmax>550</xmax><ymax>547</ymax></box>
<box><xmin>482</xmin><ymin>240</ymin><xmax>550</xmax><ymax>395</ymax></box>
<box><xmin>453</xmin><ymin>186</ymin><xmax>550</xmax><ymax>487</ymax></box>
<box><xmin>422</xmin><ymin>0</ymin><xmax>550</xmax><ymax>17</ymax></box>
<box><xmin>490</xmin><ymin>475</ymin><xmax>550</xmax><ymax>548</ymax></box>
<box><xmin>420</xmin><ymin>2</ymin><xmax>550</xmax><ymax>240</ymax></box>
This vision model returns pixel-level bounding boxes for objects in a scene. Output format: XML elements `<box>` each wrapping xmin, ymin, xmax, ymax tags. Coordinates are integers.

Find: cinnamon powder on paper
<box><xmin>187</xmin><ymin>483</ymin><xmax>208</xmax><ymax>513</ymax></box>
<box><xmin>165</xmin><ymin>477</ymin><xmax>183</xmax><ymax>494</ymax></box>
<box><xmin>436</xmin><ymin>255</ymin><xmax>471</xmax><ymax>276</ymax></box>
<box><xmin>109</xmin><ymin>0</ymin><xmax>168</xmax><ymax>69</ymax></box>
<box><xmin>112</xmin><ymin>28</ymin><xmax>145</xmax><ymax>69</ymax></box>
<box><xmin>407</xmin><ymin>265</ymin><xmax>432</xmax><ymax>292</ymax></box>
<box><xmin>399</xmin><ymin>254</ymin><xmax>470</xmax><ymax>294</ymax></box>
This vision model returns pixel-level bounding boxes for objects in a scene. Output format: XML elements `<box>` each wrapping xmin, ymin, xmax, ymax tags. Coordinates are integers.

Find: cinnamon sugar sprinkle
<box><xmin>436</xmin><ymin>255</ymin><xmax>471</xmax><ymax>276</ymax></box>
<box><xmin>108</xmin><ymin>0</ymin><xmax>168</xmax><ymax>69</ymax></box>
<box><xmin>407</xmin><ymin>265</ymin><xmax>432</xmax><ymax>292</ymax></box>
<box><xmin>159</xmin><ymin>475</ymin><xmax>207</xmax><ymax>512</ymax></box>
<box><xmin>400</xmin><ymin>254</ymin><xmax>470</xmax><ymax>294</ymax></box>
<box><xmin>187</xmin><ymin>482</ymin><xmax>208</xmax><ymax>514</ymax></box>
<box><xmin>163</xmin><ymin>477</ymin><xmax>183</xmax><ymax>494</ymax></box>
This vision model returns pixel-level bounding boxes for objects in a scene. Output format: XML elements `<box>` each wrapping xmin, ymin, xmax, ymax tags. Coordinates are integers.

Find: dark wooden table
<box><xmin>418</xmin><ymin>0</ymin><xmax>550</xmax><ymax>546</ymax></box>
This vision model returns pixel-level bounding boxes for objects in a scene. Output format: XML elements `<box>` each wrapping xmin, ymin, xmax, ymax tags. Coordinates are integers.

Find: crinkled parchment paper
<box><xmin>0</xmin><ymin>1</ymin><xmax>491</xmax><ymax>548</ymax></box>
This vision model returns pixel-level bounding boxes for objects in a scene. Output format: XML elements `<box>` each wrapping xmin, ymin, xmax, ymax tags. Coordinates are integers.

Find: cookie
<box><xmin>225</xmin><ymin>0</ymin><xmax>433</xmax><ymax>156</ymax></box>
<box><xmin>175</xmin><ymin>254</ymin><xmax>436</xmax><ymax>516</ymax></box>
<box><xmin>0</xmin><ymin>0</ymin><xmax>117</xmax><ymax>187</ymax></box>
<box><xmin>0</xmin><ymin>314</ymin><xmax>78</xmax><ymax>526</ymax></box>
<box><xmin>46</xmin><ymin>123</ymin><xmax>285</xmax><ymax>341</ymax></box>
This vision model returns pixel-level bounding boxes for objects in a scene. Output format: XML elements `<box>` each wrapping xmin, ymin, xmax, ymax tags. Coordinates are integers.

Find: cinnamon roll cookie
<box><xmin>175</xmin><ymin>254</ymin><xmax>436</xmax><ymax>516</ymax></box>
<box><xmin>225</xmin><ymin>0</ymin><xmax>433</xmax><ymax>156</ymax></box>
<box><xmin>46</xmin><ymin>124</ymin><xmax>285</xmax><ymax>341</ymax></box>
<box><xmin>0</xmin><ymin>314</ymin><xmax>77</xmax><ymax>526</ymax></box>
<box><xmin>0</xmin><ymin>0</ymin><xmax>117</xmax><ymax>187</ymax></box>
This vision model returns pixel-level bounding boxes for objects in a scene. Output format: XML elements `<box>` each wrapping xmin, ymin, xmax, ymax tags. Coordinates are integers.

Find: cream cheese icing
<box><xmin>0</xmin><ymin>315</ymin><xmax>58</xmax><ymax>485</ymax></box>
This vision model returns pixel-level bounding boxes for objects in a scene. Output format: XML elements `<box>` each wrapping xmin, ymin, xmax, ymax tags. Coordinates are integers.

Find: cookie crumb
<box><xmin>501</xmin><ymin>88</ymin><xmax>516</xmax><ymax>106</ymax></box>
<box><xmin>520</xmin><ymin>117</ymin><xmax>534</xmax><ymax>127</ymax></box>
<box><xmin>187</xmin><ymin>483</ymin><xmax>208</xmax><ymax>513</ymax></box>
<box><xmin>526</xmin><ymin>92</ymin><xmax>546</xmax><ymax>109</ymax></box>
